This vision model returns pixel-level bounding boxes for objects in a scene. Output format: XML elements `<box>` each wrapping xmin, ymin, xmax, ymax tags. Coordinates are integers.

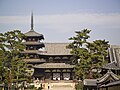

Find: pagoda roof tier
<box><xmin>24</xmin><ymin>58</ymin><xmax>46</xmax><ymax>63</ymax></box>
<box><xmin>39</xmin><ymin>43</ymin><xmax>72</xmax><ymax>55</ymax></box>
<box><xmin>22</xmin><ymin>42</ymin><xmax>45</xmax><ymax>46</ymax></box>
<box><xmin>21</xmin><ymin>50</ymin><xmax>40</xmax><ymax>54</ymax></box>
<box><xmin>24</xmin><ymin>30</ymin><xmax>44</xmax><ymax>39</ymax></box>
<box><xmin>33</xmin><ymin>63</ymin><xmax>75</xmax><ymax>69</ymax></box>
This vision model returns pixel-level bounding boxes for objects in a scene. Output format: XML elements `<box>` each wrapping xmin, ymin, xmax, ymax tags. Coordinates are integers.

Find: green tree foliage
<box><xmin>0</xmin><ymin>30</ymin><xmax>28</xmax><ymax>86</ymax></box>
<box><xmin>67</xmin><ymin>29</ymin><xmax>109</xmax><ymax>79</ymax></box>
<box><xmin>75</xmin><ymin>81</ymin><xmax>83</xmax><ymax>90</ymax></box>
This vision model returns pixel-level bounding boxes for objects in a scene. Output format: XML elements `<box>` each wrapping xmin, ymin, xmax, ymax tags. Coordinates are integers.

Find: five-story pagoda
<box><xmin>22</xmin><ymin>12</ymin><xmax>45</xmax><ymax>64</ymax></box>
<box><xmin>22</xmin><ymin>13</ymin><xmax>75</xmax><ymax>81</ymax></box>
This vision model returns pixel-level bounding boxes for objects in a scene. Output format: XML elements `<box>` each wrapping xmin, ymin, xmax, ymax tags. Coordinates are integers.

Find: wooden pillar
<box><xmin>61</xmin><ymin>69</ymin><xmax>63</xmax><ymax>80</ymax></box>
<box><xmin>70</xmin><ymin>69</ymin><xmax>72</xmax><ymax>80</ymax></box>
<box><xmin>71</xmin><ymin>69</ymin><xmax>74</xmax><ymax>80</ymax></box>
<box><xmin>51</xmin><ymin>70</ymin><xmax>53</xmax><ymax>80</ymax></box>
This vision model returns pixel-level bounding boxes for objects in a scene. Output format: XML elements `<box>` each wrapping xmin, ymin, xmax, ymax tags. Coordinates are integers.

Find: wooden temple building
<box><xmin>102</xmin><ymin>45</ymin><xmax>120</xmax><ymax>75</ymax></box>
<box><xmin>83</xmin><ymin>70</ymin><xmax>120</xmax><ymax>90</ymax></box>
<box><xmin>22</xmin><ymin>13</ymin><xmax>75</xmax><ymax>81</ymax></box>
<box><xmin>21</xmin><ymin>13</ymin><xmax>120</xmax><ymax>89</ymax></box>
<box><xmin>83</xmin><ymin>45</ymin><xmax>120</xmax><ymax>90</ymax></box>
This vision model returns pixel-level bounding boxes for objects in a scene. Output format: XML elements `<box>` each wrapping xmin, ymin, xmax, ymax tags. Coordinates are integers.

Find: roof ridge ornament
<box><xmin>108</xmin><ymin>69</ymin><xmax>112</xmax><ymax>73</ymax></box>
<box><xmin>31</xmin><ymin>12</ymin><xmax>34</xmax><ymax>31</ymax></box>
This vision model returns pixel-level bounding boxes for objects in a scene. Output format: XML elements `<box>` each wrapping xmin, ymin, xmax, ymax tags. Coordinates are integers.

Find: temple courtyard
<box><xmin>42</xmin><ymin>81</ymin><xmax>76</xmax><ymax>90</ymax></box>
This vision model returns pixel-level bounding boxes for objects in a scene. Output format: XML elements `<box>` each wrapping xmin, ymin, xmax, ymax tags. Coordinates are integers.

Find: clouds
<box><xmin>0</xmin><ymin>13</ymin><xmax>120</xmax><ymax>44</ymax></box>
<box><xmin>0</xmin><ymin>16</ymin><xmax>29</xmax><ymax>24</ymax></box>
<box><xmin>0</xmin><ymin>13</ymin><xmax>120</xmax><ymax>29</ymax></box>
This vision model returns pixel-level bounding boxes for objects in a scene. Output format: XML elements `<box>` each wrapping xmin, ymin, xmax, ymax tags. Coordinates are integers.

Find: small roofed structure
<box><xmin>102</xmin><ymin>45</ymin><xmax>120</xmax><ymax>75</ymax></box>
<box><xmin>103</xmin><ymin>45</ymin><xmax>120</xmax><ymax>69</ymax></box>
<box><xmin>83</xmin><ymin>79</ymin><xmax>97</xmax><ymax>90</ymax></box>
<box><xmin>109</xmin><ymin>45</ymin><xmax>120</xmax><ymax>64</ymax></box>
<box><xmin>84</xmin><ymin>79</ymin><xmax>97</xmax><ymax>86</ymax></box>
<box><xmin>83</xmin><ymin>70</ymin><xmax>120</xmax><ymax>90</ymax></box>
<box><xmin>97</xmin><ymin>69</ymin><xmax>120</xmax><ymax>85</ymax></box>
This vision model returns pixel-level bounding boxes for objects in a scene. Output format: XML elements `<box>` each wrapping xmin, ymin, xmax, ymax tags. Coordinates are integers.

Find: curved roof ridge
<box><xmin>45</xmin><ymin>42</ymin><xmax>70</xmax><ymax>44</ymax></box>
<box><xmin>110</xmin><ymin>45</ymin><xmax>120</xmax><ymax>48</ymax></box>
<box><xmin>24</xmin><ymin>30</ymin><xmax>43</xmax><ymax>36</ymax></box>
<box><xmin>33</xmin><ymin>63</ymin><xmax>75</xmax><ymax>69</ymax></box>
<box><xmin>97</xmin><ymin>70</ymin><xmax>120</xmax><ymax>84</ymax></box>
<box><xmin>102</xmin><ymin>61</ymin><xmax>120</xmax><ymax>70</ymax></box>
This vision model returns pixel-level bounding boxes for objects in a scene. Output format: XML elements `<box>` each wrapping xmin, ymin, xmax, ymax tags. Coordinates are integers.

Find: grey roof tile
<box><xmin>84</xmin><ymin>70</ymin><xmax>120</xmax><ymax>86</ymax></box>
<box><xmin>21</xmin><ymin>50</ymin><xmax>40</xmax><ymax>54</ymax></box>
<box><xmin>83</xmin><ymin>79</ymin><xmax>97</xmax><ymax>86</ymax></box>
<box><xmin>24</xmin><ymin>59</ymin><xmax>46</xmax><ymax>63</ymax></box>
<box><xmin>40</xmin><ymin>43</ymin><xmax>72</xmax><ymax>55</ymax></box>
<box><xmin>22</xmin><ymin>42</ymin><xmax>44</xmax><ymax>45</ymax></box>
<box><xmin>109</xmin><ymin>45</ymin><xmax>120</xmax><ymax>67</ymax></box>
<box><xmin>102</xmin><ymin>80</ymin><xmax>120</xmax><ymax>87</ymax></box>
<box><xmin>33</xmin><ymin>63</ymin><xmax>75</xmax><ymax>69</ymax></box>
<box><xmin>97</xmin><ymin>70</ymin><xmax>120</xmax><ymax>84</ymax></box>
<box><xmin>102</xmin><ymin>62</ymin><xmax>120</xmax><ymax>70</ymax></box>
<box><xmin>24</xmin><ymin>30</ymin><xmax>44</xmax><ymax>37</ymax></box>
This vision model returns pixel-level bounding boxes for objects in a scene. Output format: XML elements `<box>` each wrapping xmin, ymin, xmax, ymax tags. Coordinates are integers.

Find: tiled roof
<box><xmin>21</xmin><ymin>43</ymin><xmax>71</xmax><ymax>55</ymax></box>
<box><xmin>111</xmin><ymin>45</ymin><xmax>120</xmax><ymax>48</ymax></box>
<box><xmin>84</xmin><ymin>70</ymin><xmax>120</xmax><ymax>86</ymax></box>
<box><xmin>83</xmin><ymin>79</ymin><xmax>97</xmax><ymax>86</ymax></box>
<box><xmin>109</xmin><ymin>45</ymin><xmax>120</xmax><ymax>67</ymax></box>
<box><xmin>22</xmin><ymin>42</ymin><xmax>44</xmax><ymax>46</ymax></box>
<box><xmin>100</xmin><ymin>80</ymin><xmax>120</xmax><ymax>87</ymax></box>
<box><xmin>24</xmin><ymin>59</ymin><xmax>46</xmax><ymax>63</ymax></box>
<box><xmin>97</xmin><ymin>70</ymin><xmax>120</xmax><ymax>84</ymax></box>
<box><xmin>102</xmin><ymin>62</ymin><xmax>120</xmax><ymax>70</ymax></box>
<box><xmin>21</xmin><ymin>50</ymin><xmax>40</xmax><ymax>54</ymax></box>
<box><xmin>24</xmin><ymin>30</ymin><xmax>44</xmax><ymax>38</ymax></box>
<box><xmin>33</xmin><ymin>63</ymin><xmax>75</xmax><ymax>69</ymax></box>
<box><xmin>40</xmin><ymin>43</ymin><xmax>72</xmax><ymax>55</ymax></box>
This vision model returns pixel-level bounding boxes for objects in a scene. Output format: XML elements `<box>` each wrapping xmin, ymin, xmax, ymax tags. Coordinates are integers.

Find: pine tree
<box><xmin>0</xmin><ymin>30</ymin><xmax>29</xmax><ymax>89</ymax></box>
<box><xmin>67</xmin><ymin>29</ymin><xmax>109</xmax><ymax>79</ymax></box>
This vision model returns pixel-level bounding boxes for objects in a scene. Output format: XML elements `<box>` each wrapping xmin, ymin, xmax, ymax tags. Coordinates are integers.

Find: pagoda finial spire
<box><xmin>31</xmin><ymin>12</ymin><xmax>34</xmax><ymax>31</ymax></box>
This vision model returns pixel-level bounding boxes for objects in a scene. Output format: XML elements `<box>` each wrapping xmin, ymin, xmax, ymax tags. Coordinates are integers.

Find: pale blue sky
<box><xmin>0</xmin><ymin>0</ymin><xmax>120</xmax><ymax>44</ymax></box>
